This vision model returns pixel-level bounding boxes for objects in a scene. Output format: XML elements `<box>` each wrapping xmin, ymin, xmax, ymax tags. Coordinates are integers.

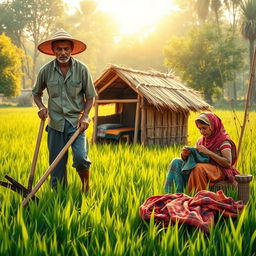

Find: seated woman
<box><xmin>164</xmin><ymin>112</ymin><xmax>239</xmax><ymax>193</ymax></box>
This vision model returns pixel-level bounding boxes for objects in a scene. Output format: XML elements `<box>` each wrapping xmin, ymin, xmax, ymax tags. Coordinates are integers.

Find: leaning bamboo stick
<box><xmin>22</xmin><ymin>128</ymin><xmax>81</xmax><ymax>207</ymax></box>
<box><xmin>237</xmin><ymin>48</ymin><xmax>256</xmax><ymax>158</ymax></box>
<box><xmin>27</xmin><ymin>119</ymin><xmax>45</xmax><ymax>191</ymax></box>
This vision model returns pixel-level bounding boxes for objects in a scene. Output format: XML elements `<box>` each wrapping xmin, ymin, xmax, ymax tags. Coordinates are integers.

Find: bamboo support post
<box><xmin>133</xmin><ymin>95</ymin><xmax>140</xmax><ymax>145</ymax></box>
<box><xmin>92</xmin><ymin>101</ymin><xmax>99</xmax><ymax>144</ymax></box>
<box><xmin>237</xmin><ymin>48</ymin><xmax>256</xmax><ymax>158</ymax></box>
<box><xmin>96</xmin><ymin>99</ymin><xmax>139</xmax><ymax>104</ymax></box>
<box><xmin>141</xmin><ymin>98</ymin><xmax>146</xmax><ymax>144</ymax></box>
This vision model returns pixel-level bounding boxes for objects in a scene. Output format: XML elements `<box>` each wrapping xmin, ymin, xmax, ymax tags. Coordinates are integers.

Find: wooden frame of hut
<box><xmin>92</xmin><ymin>65</ymin><xmax>211</xmax><ymax>145</ymax></box>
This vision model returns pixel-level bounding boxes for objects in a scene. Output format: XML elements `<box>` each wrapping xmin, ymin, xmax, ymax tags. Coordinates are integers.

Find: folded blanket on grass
<box><xmin>139</xmin><ymin>190</ymin><xmax>244</xmax><ymax>232</ymax></box>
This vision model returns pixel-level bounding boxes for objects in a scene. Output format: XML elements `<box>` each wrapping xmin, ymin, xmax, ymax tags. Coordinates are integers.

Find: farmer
<box><xmin>164</xmin><ymin>112</ymin><xmax>239</xmax><ymax>193</ymax></box>
<box><xmin>32</xmin><ymin>29</ymin><xmax>97</xmax><ymax>192</ymax></box>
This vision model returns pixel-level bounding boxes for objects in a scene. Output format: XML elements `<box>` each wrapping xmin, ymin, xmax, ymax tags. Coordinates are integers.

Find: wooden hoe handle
<box><xmin>22</xmin><ymin>128</ymin><xmax>81</xmax><ymax>207</ymax></box>
<box><xmin>27</xmin><ymin>119</ymin><xmax>45</xmax><ymax>191</ymax></box>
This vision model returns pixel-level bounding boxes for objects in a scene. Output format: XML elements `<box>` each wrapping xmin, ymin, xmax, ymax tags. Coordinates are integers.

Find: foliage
<box><xmin>0</xmin><ymin>107</ymin><xmax>255</xmax><ymax>255</ymax></box>
<box><xmin>170</xmin><ymin>0</ymin><xmax>246</xmax><ymax>104</ymax></box>
<box><xmin>24</xmin><ymin>0</ymin><xmax>64</xmax><ymax>85</ymax></box>
<box><xmin>240</xmin><ymin>0</ymin><xmax>256</xmax><ymax>104</ymax></box>
<box><xmin>0</xmin><ymin>0</ymin><xmax>64</xmax><ymax>87</ymax></box>
<box><xmin>163</xmin><ymin>24</ymin><xmax>245</xmax><ymax>104</ymax></box>
<box><xmin>0</xmin><ymin>0</ymin><xmax>30</xmax><ymax>47</ymax></box>
<box><xmin>195</xmin><ymin>0</ymin><xmax>222</xmax><ymax>23</ymax></box>
<box><xmin>240</xmin><ymin>0</ymin><xmax>256</xmax><ymax>42</ymax></box>
<box><xmin>0</xmin><ymin>34</ymin><xmax>23</xmax><ymax>97</ymax></box>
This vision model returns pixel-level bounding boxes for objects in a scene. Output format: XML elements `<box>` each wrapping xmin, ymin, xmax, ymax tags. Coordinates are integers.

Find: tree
<box><xmin>0</xmin><ymin>0</ymin><xmax>30</xmax><ymax>47</ymax></box>
<box><xmin>175</xmin><ymin>0</ymin><xmax>245</xmax><ymax>103</ymax></box>
<box><xmin>223</xmin><ymin>0</ymin><xmax>242</xmax><ymax>104</ymax></box>
<box><xmin>240</xmin><ymin>0</ymin><xmax>256</xmax><ymax>104</ymax></box>
<box><xmin>163</xmin><ymin>24</ymin><xmax>245</xmax><ymax>104</ymax></box>
<box><xmin>0</xmin><ymin>0</ymin><xmax>31</xmax><ymax>89</ymax></box>
<box><xmin>25</xmin><ymin>0</ymin><xmax>64</xmax><ymax>85</ymax></box>
<box><xmin>0</xmin><ymin>34</ymin><xmax>23</xmax><ymax>97</ymax></box>
<box><xmin>195</xmin><ymin>0</ymin><xmax>223</xmax><ymax>25</ymax></box>
<box><xmin>0</xmin><ymin>0</ymin><xmax>64</xmax><ymax>87</ymax></box>
<box><xmin>63</xmin><ymin>0</ymin><xmax>119</xmax><ymax>76</ymax></box>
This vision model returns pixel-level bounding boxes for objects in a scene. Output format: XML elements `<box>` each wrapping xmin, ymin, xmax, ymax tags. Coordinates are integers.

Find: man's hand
<box><xmin>37</xmin><ymin>107</ymin><xmax>48</xmax><ymax>121</ymax></box>
<box><xmin>77</xmin><ymin>116</ymin><xmax>91</xmax><ymax>132</ymax></box>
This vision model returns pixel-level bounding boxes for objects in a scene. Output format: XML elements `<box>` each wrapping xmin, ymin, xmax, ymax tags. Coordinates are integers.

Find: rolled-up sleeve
<box><xmin>32</xmin><ymin>68</ymin><xmax>47</xmax><ymax>97</ymax></box>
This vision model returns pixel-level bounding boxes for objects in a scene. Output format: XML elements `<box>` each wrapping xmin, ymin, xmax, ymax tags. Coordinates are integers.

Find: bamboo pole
<box><xmin>27</xmin><ymin>119</ymin><xmax>45</xmax><ymax>191</ymax></box>
<box><xmin>133</xmin><ymin>95</ymin><xmax>140</xmax><ymax>144</ymax></box>
<box><xmin>237</xmin><ymin>48</ymin><xmax>256</xmax><ymax>158</ymax></box>
<box><xmin>92</xmin><ymin>101</ymin><xmax>99</xmax><ymax>144</ymax></box>
<box><xmin>96</xmin><ymin>99</ymin><xmax>139</xmax><ymax>104</ymax></box>
<box><xmin>97</xmin><ymin>74</ymin><xmax>118</xmax><ymax>94</ymax></box>
<box><xmin>22</xmin><ymin>128</ymin><xmax>81</xmax><ymax>207</ymax></box>
<box><xmin>141</xmin><ymin>97</ymin><xmax>146</xmax><ymax>144</ymax></box>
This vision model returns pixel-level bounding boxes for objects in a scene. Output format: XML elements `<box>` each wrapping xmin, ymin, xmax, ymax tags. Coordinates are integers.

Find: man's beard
<box><xmin>57</xmin><ymin>55</ymin><xmax>71</xmax><ymax>64</ymax></box>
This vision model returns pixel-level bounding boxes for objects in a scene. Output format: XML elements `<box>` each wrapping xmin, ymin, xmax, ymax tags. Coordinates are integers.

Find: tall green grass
<box><xmin>0</xmin><ymin>108</ymin><xmax>255</xmax><ymax>255</ymax></box>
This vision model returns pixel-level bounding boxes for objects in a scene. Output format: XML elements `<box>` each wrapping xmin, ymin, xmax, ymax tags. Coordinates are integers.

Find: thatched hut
<box><xmin>92</xmin><ymin>65</ymin><xmax>211</xmax><ymax>145</ymax></box>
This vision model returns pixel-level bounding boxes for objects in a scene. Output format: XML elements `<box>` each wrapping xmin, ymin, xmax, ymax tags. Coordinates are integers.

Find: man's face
<box><xmin>52</xmin><ymin>41</ymin><xmax>73</xmax><ymax>64</ymax></box>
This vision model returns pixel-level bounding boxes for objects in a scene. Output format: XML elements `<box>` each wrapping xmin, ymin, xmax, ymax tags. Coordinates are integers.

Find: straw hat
<box><xmin>38</xmin><ymin>29</ymin><xmax>87</xmax><ymax>55</ymax></box>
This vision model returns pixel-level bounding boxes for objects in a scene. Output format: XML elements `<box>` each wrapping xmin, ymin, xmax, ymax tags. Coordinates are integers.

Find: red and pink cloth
<box><xmin>196</xmin><ymin>113</ymin><xmax>239</xmax><ymax>183</ymax></box>
<box><xmin>139</xmin><ymin>190</ymin><xmax>244</xmax><ymax>233</ymax></box>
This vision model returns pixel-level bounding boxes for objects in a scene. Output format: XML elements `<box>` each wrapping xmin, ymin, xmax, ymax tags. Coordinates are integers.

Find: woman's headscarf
<box><xmin>195</xmin><ymin>112</ymin><xmax>238</xmax><ymax>167</ymax></box>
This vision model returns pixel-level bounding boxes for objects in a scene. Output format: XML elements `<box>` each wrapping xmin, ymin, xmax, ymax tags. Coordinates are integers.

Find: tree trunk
<box><xmin>232</xmin><ymin>73</ymin><xmax>237</xmax><ymax>106</ymax></box>
<box><xmin>204</xmin><ymin>90</ymin><xmax>213</xmax><ymax>105</ymax></box>
<box><xmin>21</xmin><ymin>60</ymin><xmax>26</xmax><ymax>89</ymax></box>
<box><xmin>31</xmin><ymin>47</ymin><xmax>38</xmax><ymax>87</ymax></box>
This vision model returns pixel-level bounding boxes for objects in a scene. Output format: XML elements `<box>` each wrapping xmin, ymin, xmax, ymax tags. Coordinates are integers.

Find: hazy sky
<box><xmin>64</xmin><ymin>0</ymin><xmax>178</xmax><ymax>34</ymax></box>
<box><xmin>0</xmin><ymin>0</ymin><xmax>178</xmax><ymax>35</ymax></box>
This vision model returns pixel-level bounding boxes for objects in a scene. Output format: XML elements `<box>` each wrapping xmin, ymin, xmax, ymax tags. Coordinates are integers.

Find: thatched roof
<box><xmin>94</xmin><ymin>64</ymin><xmax>211</xmax><ymax>112</ymax></box>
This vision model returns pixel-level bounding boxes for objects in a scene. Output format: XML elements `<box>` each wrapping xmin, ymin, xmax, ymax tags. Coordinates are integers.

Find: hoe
<box><xmin>0</xmin><ymin>119</ymin><xmax>81</xmax><ymax>207</ymax></box>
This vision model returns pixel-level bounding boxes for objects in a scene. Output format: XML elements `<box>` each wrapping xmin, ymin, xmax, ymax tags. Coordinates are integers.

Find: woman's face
<box><xmin>196</xmin><ymin>122</ymin><xmax>212</xmax><ymax>138</ymax></box>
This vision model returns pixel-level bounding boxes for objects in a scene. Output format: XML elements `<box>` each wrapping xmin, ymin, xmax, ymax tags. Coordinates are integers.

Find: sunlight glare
<box><xmin>63</xmin><ymin>0</ymin><xmax>178</xmax><ymax>35</ymax></box>
<box><xmin>97</xmin><ymin>0</ymin><xmax>178</xmax><ymax>34</ymax></box>
<box><xmin>63</xmin><ymin>0</ymin><xmax>82</xmax><ymax>14</ymax></box>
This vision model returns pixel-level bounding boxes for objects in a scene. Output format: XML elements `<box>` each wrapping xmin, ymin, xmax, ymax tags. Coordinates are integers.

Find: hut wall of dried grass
<box><xmin>93</xmin><ymin>65</ymin><xmax>211</xmax><ymax>145</ymax></box>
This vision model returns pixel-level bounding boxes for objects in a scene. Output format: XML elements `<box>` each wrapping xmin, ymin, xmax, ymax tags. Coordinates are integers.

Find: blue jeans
<box><xmin>164</xmin><ymin>158</ymin><xmax>188</xmax><ymax>193</ymax></box>
<box><xmin>47</xmin><ymin>120</ymin><xmax>91</xmax><ymax>188</ymax></box>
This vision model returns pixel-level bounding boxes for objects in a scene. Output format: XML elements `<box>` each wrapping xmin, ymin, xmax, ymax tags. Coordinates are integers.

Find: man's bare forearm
<box><xmin>33</xmin><ymin>95</ymin><xmax>48</xmax><ymax>120</ymax></box>
<box><xmin>81</xmin><ymin>97</ymin><xmax>94</xmax><ymax>119</ymax></box>
<box><xmin>33</xmin><ymin>95</ymin><xmax>46</xmax><ymax>110</ymax></box>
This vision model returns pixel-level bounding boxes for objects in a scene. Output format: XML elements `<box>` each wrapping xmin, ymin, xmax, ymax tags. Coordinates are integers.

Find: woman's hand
<box><xmin>197</xmin><ymin>145</ymin><xmax>232</xmax><ymax>168</ymax></box>
<box><xmin>196</xmin><ymin>145</ymin><xmax>211</xmax><ymax>155</ymax></box>
<box><xmin>181</xmin><ymin>147</ymin><xmax>191</xmax><ymax>160</ymax></box>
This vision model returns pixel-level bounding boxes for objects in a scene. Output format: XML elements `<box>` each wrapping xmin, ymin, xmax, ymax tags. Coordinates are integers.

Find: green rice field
<box><xmin>0</xmin><ymin>107</ymin><xmax>255</xmax><ymax>255</ymax></box>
